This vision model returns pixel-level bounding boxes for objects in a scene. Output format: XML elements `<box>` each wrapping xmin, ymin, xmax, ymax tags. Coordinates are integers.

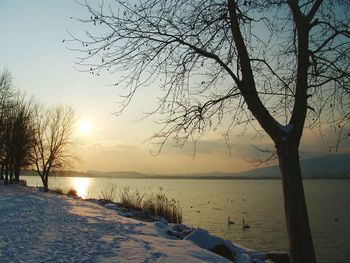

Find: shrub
<box><xmin>67</xmin><ymin>188</ymin><xmax>78</xmax><ymax>197</ymax></box>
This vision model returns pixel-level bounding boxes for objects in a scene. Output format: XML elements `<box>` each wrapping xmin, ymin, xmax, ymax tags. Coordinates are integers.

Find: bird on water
<box><xmin>242</xmin><ymin>218</ymin><xmax>250</xmax><ymax>229</ymax></box>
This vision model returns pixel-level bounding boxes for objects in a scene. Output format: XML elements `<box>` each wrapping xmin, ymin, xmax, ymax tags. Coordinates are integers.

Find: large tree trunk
<box><xmin>39</xmin><ymin>173</ymin><xmax>49</xmax><ymax>192</ymax></box>
<box><xmin>277</xmin><ymin>141</ymin><xmax>316</xmax><ymax>263</ymax></box>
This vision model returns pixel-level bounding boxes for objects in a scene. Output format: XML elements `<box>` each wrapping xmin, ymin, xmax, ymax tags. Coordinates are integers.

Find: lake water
<box><xmin>21</xmin><ymin>176</ymin><xmax>350</xmax><ymax>263</ymax></box>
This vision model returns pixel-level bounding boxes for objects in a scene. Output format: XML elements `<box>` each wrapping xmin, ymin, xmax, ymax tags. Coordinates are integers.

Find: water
<box><xmin>21</xmin><ymin>176</ymin><xmax>350</xmax><ymax>263</ymax></box>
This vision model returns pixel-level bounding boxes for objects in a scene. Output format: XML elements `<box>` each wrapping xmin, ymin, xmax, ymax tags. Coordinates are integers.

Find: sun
<box><xmin>79</xmin><ymin>119</ymin><xmax>92</xmax><ymax>135</ymax></box>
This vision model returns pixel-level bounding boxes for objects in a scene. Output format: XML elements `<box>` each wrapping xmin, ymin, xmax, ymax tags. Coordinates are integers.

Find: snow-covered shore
<box><xmin>0</xmin><ymin>184</ymin><xmax>285</xmax><ymax>262</ymax></box>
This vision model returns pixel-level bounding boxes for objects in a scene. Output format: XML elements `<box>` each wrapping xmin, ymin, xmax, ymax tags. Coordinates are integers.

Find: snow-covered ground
<box><xmin>0</xmin><ymin>185</ymin><xmax>280</xmax><ymax>262</ymax></box>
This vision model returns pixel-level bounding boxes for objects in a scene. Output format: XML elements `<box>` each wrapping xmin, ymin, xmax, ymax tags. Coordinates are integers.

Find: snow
<box><xmin>184</xmin><ymin>228</ymin><xmax>266</xmax><ymax>263</ymax></box>
<box><xmin>277</xmin><ymin>122</ymin><xmax>293</xmax><ymax>134</ymax></box>
<box><xmin>0</xmin><ymin>184</ymin><xmax>279</xmax><ymax>262</ymax></box>
<box><xmin>0</xmin><ymin>184</ymin><xmax>230</xmax><ymax>262</ymax></box>
<box><xmin>235</xmin><ymin>253</ymin><xmax>253</xmax><ymax>263</ymax></box>
<box><xmin>185</xmin><ymin>228</ymin><xmax>233</xmax><ymax>250</ymax></box>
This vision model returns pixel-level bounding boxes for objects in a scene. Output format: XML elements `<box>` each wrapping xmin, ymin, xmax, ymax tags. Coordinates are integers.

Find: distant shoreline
<box><xmin>21</xmin><ymin>174</ymin><xmax>350</xmax><ymax>180</ymax></box>
<box><xmin>18</xmin><ymin>153</ymin><xmax>350</xmax><ymax>180</ymax></box>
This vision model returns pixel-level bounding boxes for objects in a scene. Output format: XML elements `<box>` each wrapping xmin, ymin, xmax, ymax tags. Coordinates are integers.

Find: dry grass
<box><xmin>100</xmin><ymin>184</ymin><xmax>118</xmax><ymax>202</ymax></box>
<box><xmin>144</xmin><ymin>193</ymin><xmax>182</xmax><ymax>224</ymax></box>
<box><xmin>51</xmin><ymin>184</ymin><xmax>182</xmax><ymax>224</ymax></box>
<box><xmin>53</xmin><ymin>188</ymin><xmax>65</xmax><ymax>195</ymax></box>
<box><xmin>119</xmin><ymin>187</ymin><xmax>182</xmax><ymax>224</ymax></box>
<box><xmin>119</xmin><ymin>187</ymin><xmax>145</xmax><ymax>209</ymax></box>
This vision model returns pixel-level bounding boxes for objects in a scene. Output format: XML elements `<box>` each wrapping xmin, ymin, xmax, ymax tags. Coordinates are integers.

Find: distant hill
<box><xmin>21</xmin><ymin>154</ymin><xmax>350</xmax><ymax>179</ymax></box>
<box><xmin>235</xmin><ymin>153</ymin><xmax>350</xmax><ymax>179</ymax></box>
<box><xmin>90</xmin><ymin>154</ymin><xmax>350</xmax><ymax>179</ymax></box>
<box><xmin>86</xmin><ymin>171</ymin><xmax>147</xmax><ymax>178</ymax></box>
<box><xmin>300</xmin><ymin>154</ymin><xmax>350</xmax><ymax>178</ymax></box>
<box><xmin>20</xmin><ymin>170</ymin><xmax>95</xmax><ymax>178</ymax></box>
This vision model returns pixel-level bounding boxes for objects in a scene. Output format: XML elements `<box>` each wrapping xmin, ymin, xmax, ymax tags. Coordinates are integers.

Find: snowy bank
<box><xmin>0</xmin><ymin>185</ymin><xmax>287</xmax><ymax>262</ymax></box>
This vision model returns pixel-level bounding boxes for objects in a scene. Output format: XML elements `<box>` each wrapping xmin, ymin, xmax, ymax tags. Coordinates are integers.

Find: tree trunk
<box><xmin>277</xmin><ymin>141</ymin><xmax>316</xmax><ymax>263</ymax></box>
<box><xmin>14</xmin><ymin>165</ymin><xmax>20</xmax><ymax>183</ymax></box>
<box><xmin>4</xmin><ymin>163</ymin><xmax>9</xmax><ymax>185</ymax></box>
<box><xmin>43</xmin><ymin>175</ymin><xmax>48</xmax><ymax>192</ymax></box>
<box><xmin>9</xmin><ymin>164</ymin><xmax>14</xmax><ymax>183</ymax></box>
<box><xmin>0</xmin><ymin>164</ymin><xmax>4</xmax><ymax>180</ymax></box>
<box><xmin>39</xmin><ymin>172</ymin><xmax>49</xmax><ymax>192</ymax></box>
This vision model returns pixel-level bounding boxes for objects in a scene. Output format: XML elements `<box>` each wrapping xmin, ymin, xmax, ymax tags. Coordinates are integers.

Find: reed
<box><xmin>100</xmin><ymin>184</ymin><xmax>118</xmax><ymax>202</ymax></box>
<box><xmin>119</xmin><ymin>187</ymin><xmax>145</xmax><ymax>209</ymax></box>
<box><xmin>118</xmin><ymin>187</ymin><xmax>182</xmax><ymax>224</ymax></box>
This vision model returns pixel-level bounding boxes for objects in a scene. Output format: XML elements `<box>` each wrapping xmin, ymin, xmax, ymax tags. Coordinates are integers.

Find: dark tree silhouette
<box><xmin>0</xmin><ymin>69</ymin><xmax>14</xmax><ymax>183</ymax></box>
<box><xmin>10</xmin><ymin>96</ymin><xmax>35</xmax><ymax>183</ymax></box>
<box><xmin>1</xmin><ymin>70</ymin><xmax>35</xmax><ymax>184</ymax></box>
<box><xmin>0</xmin><ymin>71</ymin><xmax>10</xmax><ymax>181</ymax></box>
<box><xmin>72</xmin><ymin>1</ymin><xmax>350</xmax><ymax>262</ymax></box>
<box><xmin>31</xmin><ymin>105</ymin><xmax>76</xmax><ymax>192</ymax></box>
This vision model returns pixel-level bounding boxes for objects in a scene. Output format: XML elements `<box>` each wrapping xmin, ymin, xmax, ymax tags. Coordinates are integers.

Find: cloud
<box><xmin>82</xmin><ymin>139</ymin><xmax>140</xmax><ymax>153</ymax></box>
<box><xmin>157</xmin><ymin>132</ymin><xmax>273</xmax><ymax>156</ymax></box>
<box><xmin>74</xmin><ymin>136</ymin><xmax>257</xmax><ymax>173</ymax></box>
<box><xmin>73</xmin><ymin>126</ymin><xmax>350</xmax><ymax>174</ymax></box>
<box><xmin>300</xmin><ymin>128</ymin><xmax>350</xmax><ymax>158</ymax></box>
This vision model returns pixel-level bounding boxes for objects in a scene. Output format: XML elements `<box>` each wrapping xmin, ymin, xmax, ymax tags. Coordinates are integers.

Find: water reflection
<box><xmin>71</xmin><ymin>177</ymin><xmax>90</xmax><ymax>199</ymax></box>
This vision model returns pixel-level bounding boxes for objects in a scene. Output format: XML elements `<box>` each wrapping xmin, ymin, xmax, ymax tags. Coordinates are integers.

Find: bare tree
<box><xmin>10</xmin><ymin>96</ymin><xmax>35</xmax><ymax>183</ymax></box>
<box><xmin>0</xmin><ymin>69</ymin><xmax>13</xmax><ymax>108</ymax></box>
<box><xmin>31</xmin><ymin>105</ymin><xmax>76</xmax><ymax>192</ymax></box>
<box><xmin>0</xmin><ymin>69</ymin><xmax>14</xmax><ymax>183</ymax></box>
<box><xmin>0</xmin><ymin>70</ymin><xmax>35</xmax><ymax>184</ymax></box>
<box><xmin>72</xmin><ymin>1</ymin><xmax>350</xmax><ymax>262</ymax></box>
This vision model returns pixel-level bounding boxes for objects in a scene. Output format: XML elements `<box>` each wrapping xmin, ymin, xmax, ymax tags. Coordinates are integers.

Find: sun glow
<box><xmin>71</xmin><ymin>177</ymin><xmax>91</xmax><ymax>199</ymax></box>
<box><xmin>78</xmin><ymin>119</ymin><xmax>92</xmax><ymax>135</ymax></box>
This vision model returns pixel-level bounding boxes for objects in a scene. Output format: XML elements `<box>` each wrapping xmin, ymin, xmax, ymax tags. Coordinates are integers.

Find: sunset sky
<box><xmin>0</xmin><ymin>0</ymin><xmax>348</xmax><ymax>174</ymax></box>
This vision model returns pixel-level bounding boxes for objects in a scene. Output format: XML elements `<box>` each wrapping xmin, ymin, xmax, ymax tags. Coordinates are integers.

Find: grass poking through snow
<box><xmin>51</xmin><ymin>184</ymin><xmax>182</xmax><ymax>224</ymax></box>
<box><xmin>118</xmin><ymin>187</ymin><xmax>182</xmax><ymax>224</ymax></box>
<box><xmin>100</xmin><ymin>184</ymin><xmax>118</xmax><ymax>202</ymax></box>
<box><xmin>53</xmin><ymin>188</ymin><xmax>65</xmax><ymax>195</ymax></box>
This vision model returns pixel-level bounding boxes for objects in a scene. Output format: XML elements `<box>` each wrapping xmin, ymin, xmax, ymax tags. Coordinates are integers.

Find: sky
<box><xmin>0</xmin><ymin>0</ymin><xmax>348</xmax><ymax>174</ymax></box>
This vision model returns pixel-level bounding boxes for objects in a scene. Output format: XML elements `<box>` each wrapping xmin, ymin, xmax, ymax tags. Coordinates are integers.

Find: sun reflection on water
<box><xmin>71</xmin><ymin>177</ymin><xmax>91</xmax><ymax>199</ymax></box>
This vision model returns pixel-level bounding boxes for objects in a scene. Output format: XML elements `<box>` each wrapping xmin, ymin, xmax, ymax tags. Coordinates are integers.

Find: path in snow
<box><xmin>0</xmin><ymin>184</ymin><xmax>230</xmax><ymax>263</ymax></box>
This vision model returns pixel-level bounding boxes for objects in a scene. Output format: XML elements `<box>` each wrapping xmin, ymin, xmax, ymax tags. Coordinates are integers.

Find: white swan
<box><xmin>227</xmin><ymin>216</ymin><xmax>235</xmax><ymax>225</ymax></box>
<box><xmin>242</xmin><ymin>218</ymin><xmax>250</xmax><ymax>229</ymax></box>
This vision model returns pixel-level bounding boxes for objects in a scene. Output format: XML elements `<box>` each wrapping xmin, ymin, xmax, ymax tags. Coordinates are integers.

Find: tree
<box><xmin>72</xmin><ymin>1</ymin><xmax>350</xmax><ymax>262</ymax></box>
<box><xmin>0</xmin><ymin>69</ymin><xmax>14</xmax><ymax>183</ymax></box>
<box><xmin>10</xmin><ymin>96</ymin><xmax>35</xmax><ymax>183</ymax></box>
<box><xmin>31</xmin><ymin>105</ymin><xmax>76</xmax><ymax>192</ymax></box>
<box><xmin>0</xmin><ymin>69</ymin><xmax>13</xmax><ymax>109</ymax></box>
<box><xmin>0</xmin><ymin>70</ymin><xmax>35</xmax><ymax>184</ymax></box>
<box><xmin>1</xmin><ymin>96</ymin><xmax>35</xmax><ymax>184</ymax></box>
